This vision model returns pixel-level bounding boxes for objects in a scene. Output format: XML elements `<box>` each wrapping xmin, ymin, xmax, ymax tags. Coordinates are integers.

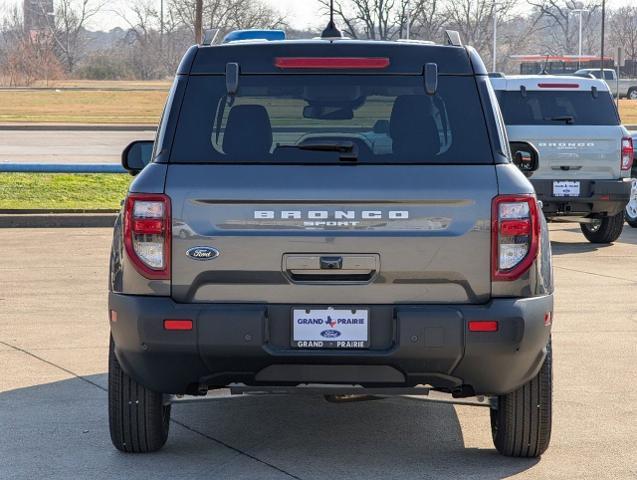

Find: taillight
<box><xmin>621</xmin><ymin>136</ymin><xmax>634</xmax><ymax>171</ymax></box>
<box><xmin>124</xmin><ymin>193</ymin><xmax>171</xmax><ymax>280</ymax></box>
<box><xmin>492</xmin><ymin>195</ymin><xmax>540</xmax><ymax>281</ymax></box>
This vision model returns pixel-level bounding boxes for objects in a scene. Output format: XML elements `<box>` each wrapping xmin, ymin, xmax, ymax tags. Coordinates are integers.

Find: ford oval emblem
<box><xmin>320</xmin><ymin>329</ymin><xmax>341</xmax><ymax>339</ymax></box>
<box><xmin>186</xmin><ymin>246</ymin><xmax>220</xmax><ymax>261</ymax></box>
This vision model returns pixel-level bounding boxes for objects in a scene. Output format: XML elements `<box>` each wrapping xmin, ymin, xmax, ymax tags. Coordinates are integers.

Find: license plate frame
<box><xmin>291</xmin><ymin>308</ymin><xmax>369</xmax><ymax>349</ymax></box>
<box><xmin>553</xmin><ymin>180</ymin><xmax>581</xmax><ymax>197</ymax></box>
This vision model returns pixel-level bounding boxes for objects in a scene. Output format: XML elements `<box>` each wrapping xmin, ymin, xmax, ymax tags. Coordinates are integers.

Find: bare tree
<box><xmin>0</xmin><ymin>4</ymin><xmax>63</xmax><ymax>86</ymax></box>
<box><xmin>318</xmin><ymin>0</ymin><xmax>405</xmax><ymax>40</ymax></box>
<box><xmin>609</xmin><ymin>6</ymin><xmax>637</xmax><ymax>75</ymax></box>
<box><xmin>443</xmin><ymin>0</ymin><xmax>516</xmax><ymax>57</ymax></box>
<box><xmin>394</xmin><ymin>0</ymin><xmax>445</xmax><ymax>41</ymax></box>
<box><xmin>31</xmin><ymin>0</ymin><xmax>104</xmax><ymax>73</ymax></box>
<box><xmin>117</xmin><ymin>0</ymin><xmax>162</xmax><ymax>80</ymax></box>
<box><xmin>168</xmin><ymin>0</ymin><xmax>286</xmax><ymax>40</ymax></box>
<box><xmin>527</xmin><ymin>0</ymin><xmax>600</xmax><ymax>55</ymax></box>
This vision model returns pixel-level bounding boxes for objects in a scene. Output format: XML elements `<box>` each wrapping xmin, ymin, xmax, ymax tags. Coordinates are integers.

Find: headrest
<box><xmin>390</xmin><ymin>95</ymin><xmax>440</xmax><ymax>158</ymax></box>
<box><xmin>223</xmin><ymin>105</ymin><xmax>273</xmax><ymax>158</ymax></box>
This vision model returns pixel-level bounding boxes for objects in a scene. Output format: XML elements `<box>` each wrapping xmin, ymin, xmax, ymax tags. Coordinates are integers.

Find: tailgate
<box><xmin>167</xmin><ymin>164</ymin><xmax>496</xmax><ymax>304</ymax></box>
<box><xmin>506</xmin><ymin>125</ymin><xmax>622</xmax><ymax>180</ymax></box>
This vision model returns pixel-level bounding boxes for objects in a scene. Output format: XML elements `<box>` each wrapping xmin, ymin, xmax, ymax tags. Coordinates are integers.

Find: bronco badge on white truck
<box><xmin>108</xmin><ymin>23</ymin><xmax>554</xmax><ymax>458</ymax></box>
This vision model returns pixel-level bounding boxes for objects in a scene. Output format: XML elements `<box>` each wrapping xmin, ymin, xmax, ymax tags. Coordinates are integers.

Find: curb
<box><xmin>0</xmin><ymin>213</ymin><xmax>117</xmax><ymax>228</ymax></box>
<box><xmin>0</xmin><ymin>124</ymin><xmax>155</xmax><ymax>132</ymax></box>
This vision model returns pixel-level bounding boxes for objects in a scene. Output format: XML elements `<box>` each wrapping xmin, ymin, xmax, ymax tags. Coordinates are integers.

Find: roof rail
<box><xmin>444</xmin><ymin>30</ymin><xmax>462</xmax><ymax>47</ymax></box>
<box><xmin>396</xmin><ymin>39</ymin><xmax>435</xmax><ymax>45</ymax></box>
<box><xmin>223</xmin><ymin>29</ymin><xmax>286</xmax><ymax>44</ymax></box>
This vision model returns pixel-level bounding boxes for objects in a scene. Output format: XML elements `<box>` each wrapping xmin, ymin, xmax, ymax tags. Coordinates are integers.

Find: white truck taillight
<box><xmin>621</xmin><ymin>136</ymin><xmax>634</xmax><ymax>171</ymax></box>
<box><xmin>124</xmin><ymin>193</ymin><xmax>171</xmax><ymax>280</ymax></box>
<box><xmin>492</xmin><ymin>195</ymin><xmax>540</xmax><ymax>281</ymax></box>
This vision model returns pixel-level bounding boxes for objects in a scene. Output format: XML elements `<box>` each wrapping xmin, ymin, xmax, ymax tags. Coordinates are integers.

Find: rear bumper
<box><xmin>109</xmin><ymin>293</ymin><xmax>553</xmax><ymax>397</ymax></box>
<box><xmin>532</xmin><ymin>178</ymin><xmax>631</xmax><ymax>217</ymax></box>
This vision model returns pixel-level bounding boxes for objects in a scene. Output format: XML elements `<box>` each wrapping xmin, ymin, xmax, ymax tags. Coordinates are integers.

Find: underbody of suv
<box><xmin>108</xmin><ymin>34</ymin><xmax>554</xmax><ymax>457</ymax></box>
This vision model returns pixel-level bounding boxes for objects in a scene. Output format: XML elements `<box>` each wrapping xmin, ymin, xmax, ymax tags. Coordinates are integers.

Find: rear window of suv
<box><xmin>170</xmin><ymin>75</ymin><xmax>493</xmax><ymax>164</ymax></box>
<box><xmin>496</xmin><ymin>90</ymin><xmax>620</xmax><ymax>126</ymax></box>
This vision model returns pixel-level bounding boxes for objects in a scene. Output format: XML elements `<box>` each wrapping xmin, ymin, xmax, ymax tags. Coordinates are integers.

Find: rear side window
<box><xmin>496</xmin><ymin>90</ymin><xmax>620</xmax><ymax>126</ymax></box>
<box><xmin>588</xmin><ymin>70</ymin><xmax>614</xmax><ymax>80</ymax></box>
<box><xmin>170</xmin><ymin>75</ymin><xmax>493</xmax><ymax>164</ymax></box>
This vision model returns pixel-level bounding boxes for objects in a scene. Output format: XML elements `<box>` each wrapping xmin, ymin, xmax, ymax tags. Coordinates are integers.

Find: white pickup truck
<box><xmin>574</xmin><ymin>68</ymin><xmax>637</xmax><ymax>100</ymax></box>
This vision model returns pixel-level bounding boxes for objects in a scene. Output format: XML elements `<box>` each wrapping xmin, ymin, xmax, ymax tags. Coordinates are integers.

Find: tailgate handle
<box><xmin>320</xmin><ymin>256</ymin><xmax>343</xmax><ymax>270</ymax></box>
<box><xmin>284</xmin><ymin>254</ymin><xmax>379</xmax><ymax>283</ymax></box>
<box><xmin>553</xmin><ymin>166</ymin><xmax>582</xmax><ymax>171</ymax></box>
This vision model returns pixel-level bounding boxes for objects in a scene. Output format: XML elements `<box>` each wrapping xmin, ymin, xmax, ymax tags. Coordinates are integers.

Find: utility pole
<box><xmin>195</xmin><ymin>0</ymin><xmax>203</xmax><ymax>44</ymax></box>
<box><xmin>492</xmin><ymin>5</ymin><xmax>498</xmax><ymax>72</ymax></box>
<box><xmin>600</xmin><ymin>0</ymin><xmax>606</xmax><ymax>78</ymax></box>
<box><xmin>159</xmin><ymin>0</ymin><xmax>164</xmax><ymax>55</ymax></box>
<box><xmin>406</xmin><ymin>0</ymin><xmax>411</xmax><ymax>40</ymax></box>
<box><xmin>571</xmin><ymin>8</ymin><xmax>589</xmax><ymax>70</ymax></box>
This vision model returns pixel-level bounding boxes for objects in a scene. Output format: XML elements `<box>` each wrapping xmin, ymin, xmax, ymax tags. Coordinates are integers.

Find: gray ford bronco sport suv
<box><xmin>108</xmin><ymin>27</ymin><xmax>554</xmax><ymax>457</ymax></box>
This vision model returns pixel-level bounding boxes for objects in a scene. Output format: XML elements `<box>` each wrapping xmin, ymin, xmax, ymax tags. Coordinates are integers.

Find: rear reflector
<box><xmin>537</xmin><ymin>83</ymin><xmax>580</xmax><ymax>89</ymax></box>
<box><xmin>132</xmin><ymin>219</ymin><xmax>164</xmax><ymax>235</ymax></box>
<box><xmin>500</xmin><ymin>219</ymin><xmax>531</xmax><ymax>236</ymax></box>
<box><xmin>468</xmin><ymin>320</ymin><xmax>499</xmax><ymax>332</ymax></box>
<box><xmin>275</xmin><ymin>57</ymin><xmax>390</xmax><ymax>69</ymax></box>
<box><xmin>109</xmin><ymin>310</ymin><xmax>117</xmax><ymax>323</ymax></box>
<box><xmin>544</xmin><ymin>312</ymin><xmax>552</xmax><ymax>326</ymax></box>
<box><xmin>164</xmin><ymin>319</ymin><xmax>193</xmax><ymax>331</ymax></box>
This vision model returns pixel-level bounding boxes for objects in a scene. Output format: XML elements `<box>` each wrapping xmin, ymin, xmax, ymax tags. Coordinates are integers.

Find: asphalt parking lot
<box><xmin>0</xmin><ymin>130</ymin><xmax>154</xmax><ymax>164</ymax></box>
<box><xmin>1</xmin><ymin>224</ymin><xmax>636</xmax><ymax>479</ymax></box>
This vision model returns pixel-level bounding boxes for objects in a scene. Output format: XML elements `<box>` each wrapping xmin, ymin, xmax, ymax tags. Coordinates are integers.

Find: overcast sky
<box><xmin>4</xmin><ymin>0</ymin><xmax>636</xmax><ymax>32</ymax></box>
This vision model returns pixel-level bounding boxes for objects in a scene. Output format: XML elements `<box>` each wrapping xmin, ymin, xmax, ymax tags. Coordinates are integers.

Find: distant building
<box><xmin>24</xmin><ymin>0</ymin><xmax>54</xmax><ymax>37</ymax></box>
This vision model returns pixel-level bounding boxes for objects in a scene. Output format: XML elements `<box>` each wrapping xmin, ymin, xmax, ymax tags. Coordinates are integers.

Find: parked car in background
<box><xmin>574</xmin><ymin>68</ymin><xmax>637</xmax><ymax>100</ymax></box>
<box><xmin>492</xmin><ymin>75</ymin><xmax>633</xmax><ymax>243</ymax></box>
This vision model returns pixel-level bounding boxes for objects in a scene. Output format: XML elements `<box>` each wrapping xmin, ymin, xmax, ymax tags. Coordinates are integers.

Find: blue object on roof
<box><xmin>222</xmin><ymin>29</ymin><xmax>286</xmax><ymax>43</ymax></box>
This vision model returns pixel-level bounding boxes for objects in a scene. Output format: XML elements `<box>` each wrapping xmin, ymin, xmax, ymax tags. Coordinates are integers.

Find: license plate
<box><xmin>292</xmin><ymin>308</ymin><xmax>369</xmax><ymax>349</ymax></box>
<box><xmin>553</xmin><ymin>180</ymin><xmax>580</xmax><ymax>197</ymax></box>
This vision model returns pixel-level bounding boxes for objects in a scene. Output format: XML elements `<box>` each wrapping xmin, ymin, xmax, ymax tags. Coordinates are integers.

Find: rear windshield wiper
<box><xmin>546</xmin><ymin>115</ymin><xmax>575</xmax><ymax>124</ymax></box>
<box><xmin>277</xmin><ymin>141</ymin><xmax>359</xmax><ymax>162</ymax></box>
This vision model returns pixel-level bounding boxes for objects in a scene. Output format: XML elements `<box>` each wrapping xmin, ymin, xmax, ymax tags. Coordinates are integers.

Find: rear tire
<box><xmin>580</xmin><ymin>212</ymin><xmax>624</xmax><ymax>243</ymax></box>
<box><xmin>490</xmin><ymin>339</ymin><xmax>552</xmax><ymax>458</ymax></box>
<box><xmin>628</xmin><ymin>88</ymin><xmax>637</xmax><ymax>100</ymax></box>
<box><xmin>108</xmin><ymin>337</ymin><xmax>171</xmax><ymax>453</ymax></box>
<box><xmin>626</xmin><ymin>179</ymin><xmax>637</xmax><ymax>228</ymax></box>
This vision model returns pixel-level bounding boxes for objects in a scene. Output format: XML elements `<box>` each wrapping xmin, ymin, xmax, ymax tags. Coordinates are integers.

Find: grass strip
<box><xmin>0</xmin><ymin>173</ymin><xmax>131</xmax><ymax>210</ymax></box>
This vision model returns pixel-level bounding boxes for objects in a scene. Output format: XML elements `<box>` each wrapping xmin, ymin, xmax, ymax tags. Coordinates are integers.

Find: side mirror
<box><xmin>122</xmin><ymin>140</ymin><xmax>154</xmax><ymax>176</ymax></box>
<box><xmin>509</xmin><ymin>141</ymin><xmax>539</xmax><ymax>177</ymax></box>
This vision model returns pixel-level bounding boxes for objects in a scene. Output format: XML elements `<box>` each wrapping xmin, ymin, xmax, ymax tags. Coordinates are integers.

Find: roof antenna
<box><xmin>321</xmin><ymin>0</ymin><xmax>343</xmax><ymax>38</ymax></box>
